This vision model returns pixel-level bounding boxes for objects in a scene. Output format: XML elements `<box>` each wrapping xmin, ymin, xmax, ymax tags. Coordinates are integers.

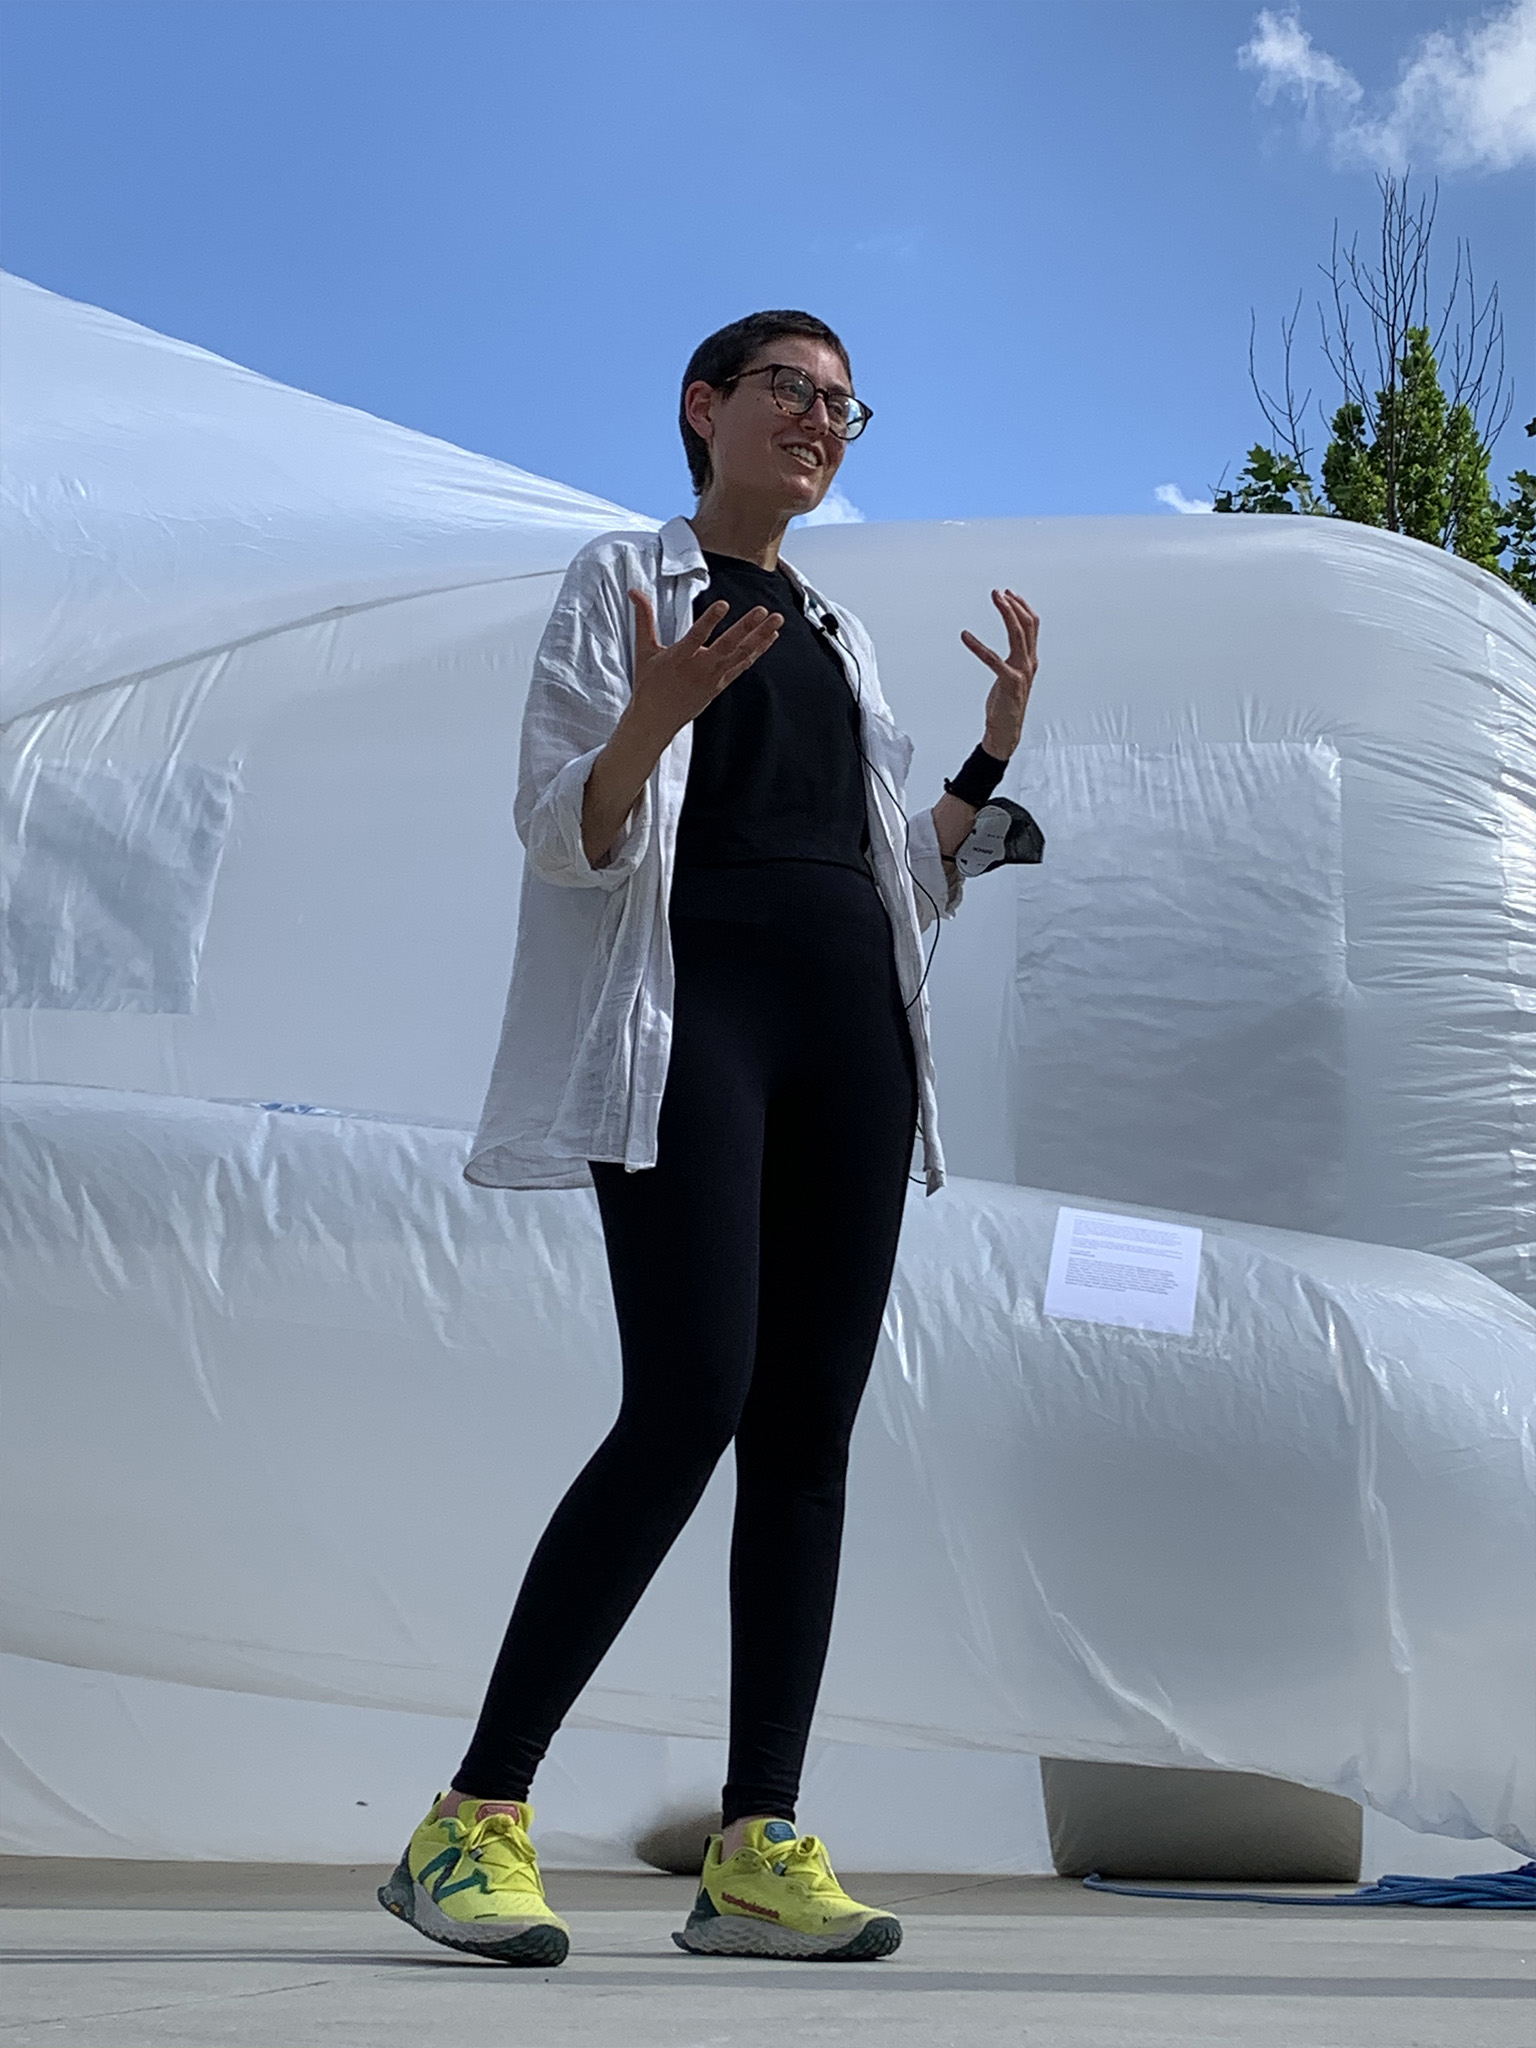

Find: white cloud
<box><xmin>1155</xmin><ymin>484</ymin><xmax>1215</xmax><ymax>515</ymax></box>
<box><xmin>1240</xmin><ymin>8</ymin><xmax>1360</xmax><ymax>109</ymax></box>
<box><xmin>794</xmin><ymin>483</ymin><xmax>866</xmax><ymax>526</ymax></box>
<box><xmin>1239</xmin><ymin>1</ymin><xmax>1536</xmax><ymax>172</ymax></box>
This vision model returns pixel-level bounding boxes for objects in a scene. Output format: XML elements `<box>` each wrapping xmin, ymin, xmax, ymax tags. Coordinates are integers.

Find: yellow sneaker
<box><xmin>671</xmin><ymin>1819</ymin><xmax>902</xmax><ymax>1960</ymax></box>
<box><xmin>378</xmin><ymin>1794</ymin><xmax>569</xmax><ymax>1966</ymax></box>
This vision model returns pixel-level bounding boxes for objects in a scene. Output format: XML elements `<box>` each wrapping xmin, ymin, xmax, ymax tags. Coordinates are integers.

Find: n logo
<box><xmin>416</xmin><ymin>1846</ymin><xmax>475</xmax><ymax>1902</ymax></box>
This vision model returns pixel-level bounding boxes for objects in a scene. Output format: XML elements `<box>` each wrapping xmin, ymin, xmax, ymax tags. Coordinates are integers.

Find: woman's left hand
<box><xmin>961</xmin><ymin>588</ymin><xmax>1039</xmax><ymax>759</ymax></box>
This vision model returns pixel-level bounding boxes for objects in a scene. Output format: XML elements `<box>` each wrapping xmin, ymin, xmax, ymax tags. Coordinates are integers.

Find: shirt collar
<box><xmin>658</xmin><ymin>514</ymin><xmax>707</xmax><ymax>578</ymax></box>
<box><xmin>776</xmin><ymin>551</ymin><xmax>843</xmax><ymax>632</ymax></box>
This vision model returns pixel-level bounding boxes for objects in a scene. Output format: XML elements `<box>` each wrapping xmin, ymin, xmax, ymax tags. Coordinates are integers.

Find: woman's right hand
<box><xmin>579</xmin><ymin>589</ymin><xmax>782</xmax><ymax>870</ymax></box>
<box><xmin>624</xmin><ymin>588</ymin><xmax>782</xmax><ymax>746</ymax></box>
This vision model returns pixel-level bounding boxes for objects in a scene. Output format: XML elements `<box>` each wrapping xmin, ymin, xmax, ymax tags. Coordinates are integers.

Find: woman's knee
<box><xmin>609</xmin><ymin>1386</ymin><xmax>742</xmax><ymax>1478</ymax></box>
<box><xmin>734</xmin><ymin>1415</ymin><xmax>854</xmax><ymax>1497</ymax></box>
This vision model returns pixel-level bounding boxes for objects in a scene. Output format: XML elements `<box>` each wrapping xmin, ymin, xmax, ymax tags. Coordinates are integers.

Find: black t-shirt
<box><xmin>672</xmin><ymin>551</ymin><xmax>870</xmax><ymax>874</ymax></box>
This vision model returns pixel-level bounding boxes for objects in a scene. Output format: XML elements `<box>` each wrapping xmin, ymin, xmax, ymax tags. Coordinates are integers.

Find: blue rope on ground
<box><xmin>1083</xmin><ymin>1863</ymin><xmax>1536</xmax><ymax>1908</ymax></box>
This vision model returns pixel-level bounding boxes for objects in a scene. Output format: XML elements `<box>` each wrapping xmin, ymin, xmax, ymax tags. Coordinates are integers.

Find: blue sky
<box><xmin>1</xmin><ymin>0</ymin><xmax>1531</xmax><ymax>524</ymax></box>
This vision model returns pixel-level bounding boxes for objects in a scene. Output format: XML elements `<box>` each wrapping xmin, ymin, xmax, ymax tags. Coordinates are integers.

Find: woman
<box><xmin>379</xmin><ymin>311</ymin><xmax>1039</xmax><ymax>1965</ymax></box>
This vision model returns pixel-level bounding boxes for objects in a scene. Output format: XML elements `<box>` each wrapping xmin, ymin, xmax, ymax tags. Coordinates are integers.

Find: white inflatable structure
<box><xmin>3</xmin><ymin>276</ymin><xmax>1533</xmax><ymax>1869</ymax></box>
<box><xmin>793</xmin><ymin>515</ymin><xmax>1536</xmax><ymax>1307</ymax></box>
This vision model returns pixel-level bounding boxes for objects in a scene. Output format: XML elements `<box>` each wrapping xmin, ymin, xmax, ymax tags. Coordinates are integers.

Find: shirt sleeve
<box><xmin>514</xmin><ymin>551</ymin><xmax>652</xmax><ymax>890</ymax></box>
<box><xmin>906</xmin><ymin>800</ymin><xmax>965</xmax><ymax>933</ymax></box>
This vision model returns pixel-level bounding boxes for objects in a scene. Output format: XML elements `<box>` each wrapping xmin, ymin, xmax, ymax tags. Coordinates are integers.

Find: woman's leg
<box><xmin>720</xmin><ymin>919</ymin><xmax>919</xmax><ymax>1831</ymax></box>
<box><xmin>452</xmin><ymin>921</ymin><xmax>773</xmax><ymax>1800</ymax></box>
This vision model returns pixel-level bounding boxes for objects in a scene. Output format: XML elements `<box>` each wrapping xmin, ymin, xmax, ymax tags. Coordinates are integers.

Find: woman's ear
<box><xmin>683</xmin><ymin>378</ymin><xmax>717</xmax><ymax>446</ymax></box>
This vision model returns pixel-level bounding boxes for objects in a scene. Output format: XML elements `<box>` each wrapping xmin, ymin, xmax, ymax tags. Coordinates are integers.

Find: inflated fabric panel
<box><xmin>1009</xmin><ymin>741</ymin><xmax>1347</xmax><ymax>1231</ymax></box>
<box><xmin>2</xmin><ymin>762</ymin><xmax>237</xmax><ymax>1012</ymax></box>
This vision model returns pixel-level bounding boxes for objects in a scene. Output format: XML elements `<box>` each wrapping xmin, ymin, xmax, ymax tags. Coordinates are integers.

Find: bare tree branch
<box><xmin>1440</xmin><ymin>245</ymin><xmax>1512</xmax><ymax>446</ymax></box>
<box><xmin>1297</xmin><ymin>173</ymin><xmax>1508</xmax><ymax>532</ymax></box>
<box><xmin>1248</xmin><ymin>295</ymin><xmax>1313</xmax><ymax>474</ymax></box>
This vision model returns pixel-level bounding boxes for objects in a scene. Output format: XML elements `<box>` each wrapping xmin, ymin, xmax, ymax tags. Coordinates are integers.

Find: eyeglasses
<box><xmin>724</xmin><ymin>362</ymin><xmax>873</xmax><ymax>442</ymax></box>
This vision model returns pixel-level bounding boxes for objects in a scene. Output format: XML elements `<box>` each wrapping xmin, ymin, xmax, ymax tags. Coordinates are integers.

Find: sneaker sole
<box><xmin>377</xmin><ymin>1855</ymin><xmax>569</xmax><ymax>1967</ymax></box>
<box><xmin>671</xmin><ymin>1911</ymin><xmax>902</xmax><ymax>1961</ymax></box>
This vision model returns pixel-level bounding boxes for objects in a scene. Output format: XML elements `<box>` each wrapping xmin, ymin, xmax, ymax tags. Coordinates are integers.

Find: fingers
<box><xmin>699</xmin><ymin>605</ymin><xmax>781</xmax><ymax>677</ymax></box>
<box><xmin>961</xmin><ymin>627</ymin><xmax>1005</xmax><ymax>675</ymax></box>
<box><xmin>627</xmin><ymin>588</ymin><xmax>663</xmax><ymax>657</ymax></box>
<box><xmin>994</xmin><ymin>587</ymin><xmax>1040</xmax><ymax>667</ymax></box>
<box><xmin>712</xmin><ymin>607</ymin><xmax>782</xmax><ymax>657</ymax></box>
<box><xmin>630</xmin><ymin>592</ymin><xmax>782</xmax><ymax>705</ymax></box>
<box><xmin>680</xmin><ymin>603</ymin><xmax>780</xmax><ymax>666</ymax></box>
<box><xmin>969</xmin><ymin>590</ymin><xmax>1039</xmax><ymax>678</ymax></box>
<box><xmin>677</xmin><ymin>597</ymin><xmax>731</xmax><ymax>650</ymax></box>
<box><xmin>991</xmin><ymin>587</ymin><xmax>1024</xmax><ymax>665</ymax></box>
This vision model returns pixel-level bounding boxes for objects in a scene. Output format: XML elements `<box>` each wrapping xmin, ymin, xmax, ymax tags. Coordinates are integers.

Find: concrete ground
<box><xmin>2</xmin><ymin>1859</ymin><xmax>1530</xmax><ymax>2048</ymax></box>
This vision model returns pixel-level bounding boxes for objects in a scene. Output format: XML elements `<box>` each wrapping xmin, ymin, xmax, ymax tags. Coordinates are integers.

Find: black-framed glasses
<box><xmin>725</xmin><ymin>362</ymin><xmax>873</xmax><ymax>442</ymax></box>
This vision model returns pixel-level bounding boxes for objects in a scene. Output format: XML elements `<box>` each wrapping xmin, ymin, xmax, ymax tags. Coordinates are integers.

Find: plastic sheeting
<box><xmin>1</xmin><ymin>272</ymin><xmax>651</xmax><ymax>1124</ymax></box>
<box><xmin>0</xmin><ymin>1656</ymin><xmax>1061</xmax><ymax>1874</ymax></box>
<box><xmin>2</xmin><ymin>762</ymin><xmax>239</xmax><ymax>1012</ymax></box>
<box><xmin>787</xmin><ymin>517</ymin><xmax>1536</xmax><ymax>1301</ymax></box>
<box><xmin>5</xmin><ymin>274</ymin><xmax>1534</xmax><ymax>1292</ymax></box>
<box><xmin>3</xmin><ymin>1084</ymin><xmax>1532</xmax><ymax>1855</ymax></box>
<box><xmin>3</xmin><ymin>277</ymin><xmax>1534</xmax><ymax>1866</ymax></box>
<box><xmin>0</xmin><ymin>275</ymin><xmax>641</xmax><ymax>724</ymax></box>
<box><xmin>8</xmin><ymin>1655</ymin><xmax>1515</xmax><ymax>1880</ymax></box>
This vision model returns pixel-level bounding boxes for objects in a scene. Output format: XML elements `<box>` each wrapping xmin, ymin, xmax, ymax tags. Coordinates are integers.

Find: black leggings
<box><xmin>454</xmin><ymin>862</ymin><xmax>920</xmax><ymax>1826</ymax></box>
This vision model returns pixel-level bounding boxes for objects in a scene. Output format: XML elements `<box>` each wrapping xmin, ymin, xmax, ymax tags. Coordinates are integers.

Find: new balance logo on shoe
<box><xmin>416</xmin><ymin>1847</ymin><xmax>461</xmax><ymax>1898</ymax></box>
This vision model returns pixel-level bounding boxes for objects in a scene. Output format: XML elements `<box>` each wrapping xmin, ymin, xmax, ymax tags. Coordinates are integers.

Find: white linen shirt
<box><xmin>465</xmin><ymin>514</ymin><xmax>962</xmax><ymax>1195</ymax></box>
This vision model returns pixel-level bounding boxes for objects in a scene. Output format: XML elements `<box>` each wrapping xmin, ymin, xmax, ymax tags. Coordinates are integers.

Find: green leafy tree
<box><xmin>1214</xmin><ymin>177</ymin><xmax>1525</xmax><ymax>599</ymax></box>
<box><xmin>1445</xmin><ymin>403</ymin><xmax>1504</xmax><ymax>573</ymax></box>
<box><xmin>1213</xmin><ymin>444</ymin><xmax>1319</xmax><ymax>516</ymax></box>
<box><xmin>1383</xmin><ymin>327</ymin><xmax>1450</xmax><ymax>542</ymax></box>
<box><xmin>1318</xmin><ymin>401</ymin><xmax>1383</xmax><ymax>526</ymax></box>
<box><xmin>1495</xmin><ymin>419</ymin><xmax>1536</xmax><ymax>602</ymax></box>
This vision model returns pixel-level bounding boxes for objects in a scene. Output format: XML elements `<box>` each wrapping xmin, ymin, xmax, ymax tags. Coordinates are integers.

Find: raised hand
<box><xmin>626</xmin><ymin>588</ymin><xmax>783</xmax><ymax>747</ymax></box>
<box><xmin>579</xmin><ymin>588</ymin><xmax>782</xmax><ymax>870</ymax></box>
<box><xmin>960</xmin><ymin>588</ymin><xmax>1039</xmax><ymax>760</ymax></box>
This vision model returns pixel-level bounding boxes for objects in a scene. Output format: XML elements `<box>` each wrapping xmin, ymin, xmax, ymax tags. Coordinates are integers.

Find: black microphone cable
<box><xmin>814</xmin><ymin>605</ymin><xmax>944</xmax><ymax>1013</ymax></box>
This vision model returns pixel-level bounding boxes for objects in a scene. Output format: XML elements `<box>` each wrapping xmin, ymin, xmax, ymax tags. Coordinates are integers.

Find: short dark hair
<box><xmin>679</xmin><ymin>310</ymin><xmax>852</xmax><ymax>496</ymax></box>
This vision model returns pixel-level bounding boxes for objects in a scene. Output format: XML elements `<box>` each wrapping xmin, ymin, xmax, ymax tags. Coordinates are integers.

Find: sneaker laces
<box><xmin>766</xmin><ymin>1833</ymin><xmax>852</xmax><ymax>1902</ymax></box>
<box><xmin>456</xmin><ymin>1809</ymin><xmax>542</xmax><ymax>1893</ymax></box>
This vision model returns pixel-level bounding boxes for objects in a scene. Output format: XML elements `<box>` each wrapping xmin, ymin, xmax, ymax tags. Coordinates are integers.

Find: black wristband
<box><xmin>943</xmin><ymin>744</ymin><xmax>1008</xmax><ymax>810</ymax></box>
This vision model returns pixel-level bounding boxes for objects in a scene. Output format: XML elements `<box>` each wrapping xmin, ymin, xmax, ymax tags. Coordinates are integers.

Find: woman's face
<box><xmin>686</xmin><ymin>336</ymin><xmax>852</xmax><ymax>517</ymax></box>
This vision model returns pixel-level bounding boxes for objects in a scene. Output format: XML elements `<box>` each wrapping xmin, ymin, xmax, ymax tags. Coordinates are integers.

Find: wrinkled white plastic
<box><xmin>3</xmin><ymin>1086</ymin><xmax>1532</xmax><ymax>1854</ymax></box>
<box><xmin>0</xmin><ymin>277</ymin><xmax>642</xmax><ymax>725</ymax></box>
<box><xmin>787</xmin><ymin>517</ymin><xmax>1536</xmax><ymax>1302</ymax></box>
<box><xmin>0</xmin><ymin>1652</ymin><xmax>1064</xmax><ymax>1873</ymax></box>
<box><xmin>5</xmin><ymin>275</ymin><xmax>1533</xmax><ymax>1293</ymax></box>
<box><xmin>3</xmin><ymin>277</ymin><xmax>1533</xmax><ymax>1865</ymax></box>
